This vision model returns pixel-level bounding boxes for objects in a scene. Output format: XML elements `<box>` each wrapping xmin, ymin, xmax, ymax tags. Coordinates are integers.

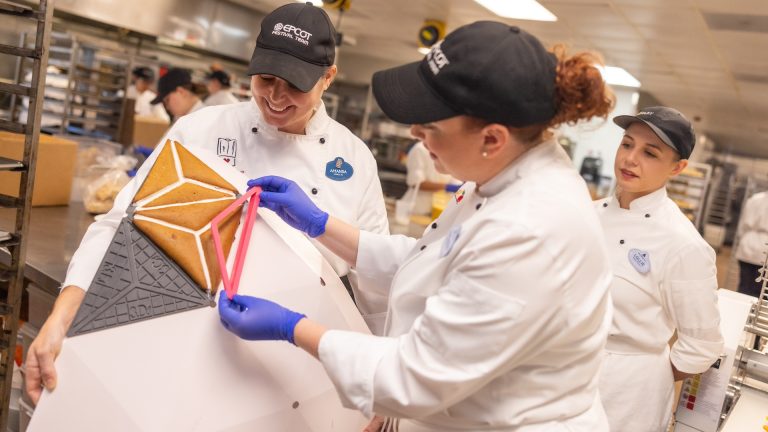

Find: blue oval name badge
<box><xmin>628</xmin><ymin>248</ymin><xmax>651</xmax><ymax>274</ymax></box>
<box><xmin>325</xmin><ymin>157</ymin><xmax>354</xmax><ymax>181</ymax></box>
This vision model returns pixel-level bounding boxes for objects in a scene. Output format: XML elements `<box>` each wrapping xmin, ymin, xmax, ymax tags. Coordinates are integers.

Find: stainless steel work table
<box><xmin>0</xmin><ymin>203</ymin><xmax>94</xmax><ymax>299</ymax></box>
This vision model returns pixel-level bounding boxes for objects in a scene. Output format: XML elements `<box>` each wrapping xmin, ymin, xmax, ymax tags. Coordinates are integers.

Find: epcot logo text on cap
<box><xmin>247</xmin><ymin>2</ymin><xmax>337</xmax><ymax>92</ymax></box>
<box><xmin>272</xmin><ymin>22</ymin><xmax>314</xmax><ymax>45</ymax></box>
<box><xmin>426</xmin><ymin>40</ymin><xmax>450</xmax><ymax>75</ymax></box>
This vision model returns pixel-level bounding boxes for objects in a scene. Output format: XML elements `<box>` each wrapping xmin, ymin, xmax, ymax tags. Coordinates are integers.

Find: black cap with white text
<box><xmin>247</xmin><ymin>2</ymin><xmax>336</xmax><ymax>92</ymax></box>
<box><xmin>150</xmin><ymin>68</ymin><xmax>192</xmax><ymax>105</ymax></box>
<box><xmin>372</xmin><ymin>21</ymin><xmax>558</xmax><ymax>127</ymax></box>
<box><xmin>613</xmin><ymin>106</ymin><xmax>695</xmax><ymax>159</ymax></box>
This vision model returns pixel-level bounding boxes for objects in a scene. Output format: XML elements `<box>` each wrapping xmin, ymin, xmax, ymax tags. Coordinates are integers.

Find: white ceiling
<box><xmin>239</xmin><ymin>0</ymin><xmax>768</xmax><ymax>159</ymax></box>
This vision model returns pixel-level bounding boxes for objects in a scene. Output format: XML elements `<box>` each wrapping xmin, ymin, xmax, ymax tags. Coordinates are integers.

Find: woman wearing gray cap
<box><xmin>219</xmin><ymin>21</ymin><xmax>616</xmax><ymax>431</ymax></box>
<box><xmin>24</xmin><ymin>2</ymin><xmax>389</xmax><ymax>405</ymax></box>
<box><xmin>595</xmin><ymin>107</ymin><xmax>724</xmax><ymax>431</ymax></box>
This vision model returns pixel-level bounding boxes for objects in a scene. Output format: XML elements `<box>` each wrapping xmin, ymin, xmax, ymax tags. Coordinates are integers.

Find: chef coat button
<box><xmin>476</xmin><ymin>203</ymin><xmax>482</xmax><ymax>210</ymax></box>
<box><xmin>311</xmin><ymin>187</ymin><xmax>318</xmax><ymax>195</ymax></box>
<box><xmin>431</xmin><ymin>223</ymin><xmax>437</xmax><ymax>229</ymax></box>
<box><xmin>319</xmin><ymin>137</ymin><xmax>326</xmax><ymax>144</ymax></box>
<box><xmin>619</xmin><ymin>239</ymin><xmax>625</xmax><ymax>244</ymax></box>
<box><xmin>645</xmin><ymin>213</ymin><xmax>650</xmax><ymax>218</ymax></box>
<box><xmin>251</xmin><ymin>127</ymin><xmax>258</xmax><ymax>133</ymax></box>
<box><xmin>602</xmin><ymin>203</ymin><xmax>608</xmax><ymax>208</ymax></box>
<box><xmin>420</xmin><ymin>245</ymin><xmax>426</xmax><ymax>251</ymax></box>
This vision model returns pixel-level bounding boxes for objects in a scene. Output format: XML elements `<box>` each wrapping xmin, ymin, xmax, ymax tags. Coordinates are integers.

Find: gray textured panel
<box><xmin>68</xmin><ymin>218</ymin><xmax>213</xmax><ymax>337</ymax></box>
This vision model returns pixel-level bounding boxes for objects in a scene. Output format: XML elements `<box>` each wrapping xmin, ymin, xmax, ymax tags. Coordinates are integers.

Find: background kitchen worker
<box><xmin>203</xmin><ymin>69</ymin><xmax>239</xmax><ymax>106</ymax></box>
<box><xmin>150</xmin><ymin>67</ymin><xmax>204</xmax><ymax>120</ymax></box>
<box><xmin>126</xmin><ymin>66</ymin><xmax>170</xmax><ymax>121</ymax></box>
<box><xmin>595</xmin><ymin>106</ymin><xmax>724</xmax><ymax>431</ymax></box>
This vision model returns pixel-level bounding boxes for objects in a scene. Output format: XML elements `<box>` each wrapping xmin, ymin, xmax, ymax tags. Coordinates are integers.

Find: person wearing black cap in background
<box><xmin>150</xmin><ymin>67</ymin><xmax>204</xmax><ymax>119</ymax></box>
<box><xmin>203</xmin><ymin>69</ymin><xmax>239</xmax><ymax>106</ymax></box>
<box><xmin>24</xmin><ymin>2</ymin><xmax>389</xmax><ymax>406</ymax></box>
<box><xmin>126</xmin><ymin>66</ymin><xmax>170</xmax><ymax>122</ymax></box>
<box><xmin>218</xmin><ymin>21</ymin><xmax>617</xmax><ymax>431</ymax></box>
<box><xmin>595</xmin><ymin>107</ymin><xmax>724</xmax><ymax>431</ymax></box>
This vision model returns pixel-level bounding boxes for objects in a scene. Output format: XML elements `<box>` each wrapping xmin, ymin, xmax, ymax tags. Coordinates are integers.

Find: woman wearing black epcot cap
<box><xmin>595</xmin><ymin>107</ymin><xmax>723</xmax><ymax>431</ymax></box>
<box><xmin>218</xmin><ymin>21</ymin><xmax>617</xmax><ymax>431</ymax></box>
<box><xmin>24</xmin><ymin>2</ymin><xmax>390</xmax><ymax>405</ymax></box>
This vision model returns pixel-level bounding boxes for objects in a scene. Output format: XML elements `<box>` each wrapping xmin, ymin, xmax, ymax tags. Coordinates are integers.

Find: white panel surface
<box><xmin>28</xmin><ymin>144</ymin><xmax>369</xmax><ymax>431</ymax></box>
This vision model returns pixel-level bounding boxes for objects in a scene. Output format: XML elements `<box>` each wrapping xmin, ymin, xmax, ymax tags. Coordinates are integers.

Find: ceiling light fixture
<box><xmin>598</xmin><ymin>65</ymin><xmax>642</xmax><ymax>88</ymax></box>
<box><xmin>474</xmin><ymin>0</ymin><xmax>557</xmax><ymax>22</ymax></box>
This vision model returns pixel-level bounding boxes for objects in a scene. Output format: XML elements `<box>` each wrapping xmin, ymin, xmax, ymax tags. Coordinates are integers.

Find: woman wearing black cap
<box><xmin>24</xmin><ymin>2</ymin><xmax>389</xmax><ymax>406</ymax></box>
<box><xmin>595</xmin><ymin>107</ymin><xmax>723</xmax><ymax>431</ymax></box>
<box><xmin>127</xmin><ymin>66</ymin><xmax>170</xmax><ymax>121</ymax></box>
<box><xmin>203</xmin><ymin>70</ymin><xmax>239</xmax><ymax>106</ymax></box>
<box><xmin>219</xmin><ymin>21</ymin><xmax>616</xmax><ymax>431</ymax></box>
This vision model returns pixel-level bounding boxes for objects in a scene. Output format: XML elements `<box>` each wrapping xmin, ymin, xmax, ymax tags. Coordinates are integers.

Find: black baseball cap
<box><xmin>150</xmin><ymin>68</ymin><xmax>192</xmax><ymax>105</ymax></box>
<box><xmin>206</xmin><ymin>70</ymin><xmax>231</xmax><ymax>87</ymax></box>
<box><xmin>372</xmin><ymin>21</ymin><xmax>558</xmax><ymax>127</ymax></box>
<box><xmin>613</xmin><ymin>106</ymin><xmax>695</xmax><ymax>159</ymax></box>
<box><xmin>132</xmin><ymin>66</ymin><xmax>154</xmax><ymax>82</ymax></box>
<box><xmin>247</xmin><ymin>2</ymin><xmax>336</xmax><ymax>92</ymax></box>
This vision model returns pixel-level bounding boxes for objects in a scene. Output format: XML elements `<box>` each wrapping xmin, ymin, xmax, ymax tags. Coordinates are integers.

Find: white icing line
<box><xmin>134</xmin><ymin>181</ymin><xmax>185</xmax><ymax>209</ymax></box>
<box><xmin>139</xmin><ymin>196</ymin><xmax>235</xmax><ymax>211</ymax></box>
<box><xmin>195</xmin><ymin>233</ymin><xmax>212</xmax><ymax>290</ymax></box>
<box><xmin>133</xmin><ymin>215</ymin><xmax>197</xmax><ymax>235</ymax></box>
<box><xmin>170</xmin><ymin>141</ymin><xmax>185</xmax><ymax>182</ymax></box>
<box><xmin>184</xmin><ymin>178</ymin><xmax>239</xmax><ymax>196</ymax></box>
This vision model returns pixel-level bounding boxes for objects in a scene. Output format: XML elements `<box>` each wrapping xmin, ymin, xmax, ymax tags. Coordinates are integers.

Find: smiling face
<box><xmin>250</xmin><ymin>65</ymin><xmax>336</xmax><ymax>135</ymax></box>
<box><xmin>614</xmin><ymin>122</ymin><xmax>687</xmax><ymax>206</ymax></box>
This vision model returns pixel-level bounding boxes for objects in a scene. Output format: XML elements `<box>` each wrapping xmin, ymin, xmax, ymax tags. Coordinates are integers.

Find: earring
<box><xmin>482</xmin><ymin>151</ymin><xmax>488</xmax><ymax>158</ymax></box>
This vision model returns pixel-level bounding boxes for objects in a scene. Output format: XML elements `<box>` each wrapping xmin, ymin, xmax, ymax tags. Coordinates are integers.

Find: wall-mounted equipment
<box><xmin>418</xmin><ymin>19</ymin><xmax>446</xmax><ymax>50</ymax></box>
<box><xmin>322</xmin><ymin>0</ymin><xmax>351</xmax><ymax>11</ymax></box>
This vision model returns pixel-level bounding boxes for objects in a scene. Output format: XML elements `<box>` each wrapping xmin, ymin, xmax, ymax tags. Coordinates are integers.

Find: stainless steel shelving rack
<box><xmin>666</xmin><ymin>161</ymin><xmax>712</xmax><ymax>230</ymax></box>
<box><xmin>12</xmin><ymin>31</ymin><xmax>130</xmax><ymax>142</ymax></box>
<box><xmin>0</xmin><ymin>0</ymin><xmax>54</xmax><ymax>429</ymax></box>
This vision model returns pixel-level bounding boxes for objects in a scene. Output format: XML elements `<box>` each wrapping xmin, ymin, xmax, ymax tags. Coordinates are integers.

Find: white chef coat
<box><xmin>735</xmin><ymin>191</ymin><xmax>768</xmax><ymax>266</ymax></box>
<box><xmin>400</xmin><ymin>142</ymin><xmax>457</xmax><ymax>215</ymax></box>
<box><xmin>203</xmin><ymin>89</ymin><xmax>240</xmax><ymax>107</ymax></box>
<box><xmin>64</xmin><ymin>100</ymin><xmax>390</xmax><ymax>329</ymax></box>
<box><xmin>595</xmin><ymin>187</ymin><xmax>724</xmax><ymax>432</ymax></box>
<box><xmin>126</xmin><ymin>85</ymin><xmax>170</xmax><ymax>122</ymax></box>
<box><xmin>319</xmin><ymin>139</ymin><xmax>613</xmax><ymax>431</ymax></box>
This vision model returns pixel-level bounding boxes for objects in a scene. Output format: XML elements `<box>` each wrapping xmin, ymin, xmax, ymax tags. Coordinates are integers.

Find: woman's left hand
<box><xmin>218</xmin><ymin>291</ymin><xmax>306</xmax><ymax>344</ymax></box>
<box><xmin>247</xmin><ymin>176</ymin><xmax>329</xmax><ymax>237</ymax></box>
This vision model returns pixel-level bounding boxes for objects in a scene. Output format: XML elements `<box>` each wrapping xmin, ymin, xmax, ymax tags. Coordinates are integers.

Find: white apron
<box><xmin>599</xmin><ymin>347</ymin><xmax>675</xmax><ymax>431</ymax></box>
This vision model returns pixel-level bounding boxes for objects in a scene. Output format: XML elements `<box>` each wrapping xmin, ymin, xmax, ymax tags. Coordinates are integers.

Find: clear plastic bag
<box><xmin>83</xmin><ymin>155</ymin><xmax>137</xmax><ymax>214</ymax></box>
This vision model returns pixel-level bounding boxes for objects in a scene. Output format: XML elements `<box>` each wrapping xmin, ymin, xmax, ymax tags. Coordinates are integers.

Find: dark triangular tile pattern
<box><xmin>67</xmin><ymin>218</ymin><xmax>213</xmax><ymax>337</ymax></box>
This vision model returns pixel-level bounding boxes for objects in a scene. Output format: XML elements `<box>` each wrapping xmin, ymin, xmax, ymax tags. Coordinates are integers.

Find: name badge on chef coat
<box><xmin>325</xmin><ymin>157</ymin><xmax>354</xmax><ymax>181</ymax></box>
<box><xmin>628</xmin><ymin>248</ymin><xmax>651</xmax><ymax>274</ymax></box>
<box><xmin>439</xmin><ymin>225</ymin><xmax>462</xmax><ymax>258</ymax></box>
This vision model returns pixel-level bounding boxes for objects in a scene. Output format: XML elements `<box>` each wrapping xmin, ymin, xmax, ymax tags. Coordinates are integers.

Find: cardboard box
<box><xmin>132</xmin><ymin>115</ymin><xmax>170</xmax><ymax>149</ymax></box>
<box><xmin>0</xmin><ymin>132</ymin><xmax>78</xmax><ymax>206</ymax></box>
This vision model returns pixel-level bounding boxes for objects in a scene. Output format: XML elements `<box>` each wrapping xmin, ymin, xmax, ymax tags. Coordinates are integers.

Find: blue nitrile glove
<box><xmin>445</xmin><ymin>183</ymin><xmax>461</xmax><ymax>193</ymax></box>
<box><xmin>218</xmin><ymin>291</ymin><xmax>306</xmax><ymax>344</ymax></box>
<box><xmin>247</xmin><ymin>176</ymin><xmax>329</xmax><ymax>237</ymax></box>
